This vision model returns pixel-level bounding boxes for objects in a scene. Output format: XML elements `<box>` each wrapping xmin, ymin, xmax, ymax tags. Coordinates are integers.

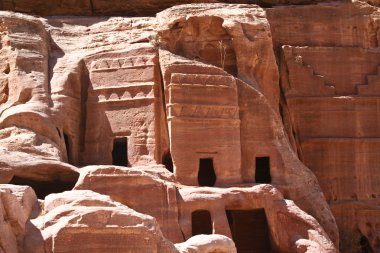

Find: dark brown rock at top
<box><xmin>0</xmin><ymin>0</ymin><xmax>351</xmax><ymax>16</ymax></box>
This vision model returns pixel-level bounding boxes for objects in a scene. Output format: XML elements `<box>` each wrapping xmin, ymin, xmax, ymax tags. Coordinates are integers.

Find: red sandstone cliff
<box><xmin>0</xmin><ymin>1</ymin><xmax>378</xmax><ymax>253</ymax></box>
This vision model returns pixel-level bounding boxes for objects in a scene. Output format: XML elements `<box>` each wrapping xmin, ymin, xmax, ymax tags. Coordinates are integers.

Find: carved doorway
<box><xmin>226</xmin><ymin>209</ymin><xmax>271</xmax><ymax>253</ymax></box>
<box><xmin>112</xmin><ymin>137</ymin><xmax>128</xmax><ymax>166</ymax></box>
<box><xmin>255</xmin><ymin>157</ymin><xmax>271</xmax><ymax>183</ymax></box>
<box><xmin>192</xmin><ymin>210</ymin><xmax>213</xmax><ymax>236</ymax></box>
<box><xmin>198</xmin><ymin>158</ymin><xmax>216</xmax><ymax>186</ymax></box>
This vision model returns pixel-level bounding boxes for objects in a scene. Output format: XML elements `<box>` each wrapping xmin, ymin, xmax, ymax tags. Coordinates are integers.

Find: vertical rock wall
<box><xmin>0</xmin><ymin>1</ymin><xmax>379</xmax><ymax>252</ymax></box>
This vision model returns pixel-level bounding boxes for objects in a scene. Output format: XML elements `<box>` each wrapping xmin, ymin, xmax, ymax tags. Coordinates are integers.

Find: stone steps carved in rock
<box><xmin>283</xmin><ymin>46</ymin><xmax>336</xmax><ymax>97</ymax></box>
<box><xmin>357</xmin><ymin>66</ymin><xmax>380</xmax><ymax>95</ymax></box>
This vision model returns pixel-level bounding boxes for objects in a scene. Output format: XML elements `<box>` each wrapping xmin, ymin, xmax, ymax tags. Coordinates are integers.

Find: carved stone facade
<box><xmin>82</xmin><ymin>48</ymin><xmax>167</xmax><ymax>167</ymax></box>
<box><xmin>165</xmin><ymin>64</ymin><xmax>241</xmax><ymax>185</ymax></box>
<box><xmin>0</xmin><ymin>2</ymin><xmax>379</xmax><ymax>253</ymax></box>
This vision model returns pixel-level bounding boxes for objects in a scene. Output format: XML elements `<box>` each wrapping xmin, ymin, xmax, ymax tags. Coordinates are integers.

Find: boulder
<box><xmin>0</xmin><ymin>184</ymin><xmax>37</xmax><ymax>253</ymax></box>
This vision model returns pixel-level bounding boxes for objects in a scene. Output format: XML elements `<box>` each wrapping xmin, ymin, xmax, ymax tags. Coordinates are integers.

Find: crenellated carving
<box><xmin>91</xmin><ymin>55</ymin><xmax>155</xmax><ymax>72</ymax></box>
<box><xmin>90</xmin><ymin>83</ymin><xmax>155</xmax><ymax>103</ymax></box>
<box><xmin>82</xmin><ymin>48</ymin><xmax>165</xmax><ymax>168</ymax></box>
<box><xmin>170</xmin><ymin>73</ymin><xmax>236</xmax><ymax>88</ymax></box>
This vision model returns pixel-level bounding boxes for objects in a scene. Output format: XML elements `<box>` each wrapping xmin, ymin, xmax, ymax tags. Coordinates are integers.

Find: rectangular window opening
<box><xmin>255</xmin><ymin>157</ymin><xmax>271</xmax><ymax>183</ymax></box>
<box><xmin>198</xmin><ymin>158</ymin><xmax>216</xmax><ymax>186</ymax></box>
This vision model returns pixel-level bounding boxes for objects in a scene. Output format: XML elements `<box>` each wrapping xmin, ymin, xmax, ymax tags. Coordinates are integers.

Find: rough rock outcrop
<box><xmin>0</xmin><ymin>0</ymin><xmax>350</xmax><ymax>16</ymax></box>
<box><xmin>26</xmin><ymin>190</ymin><xmax>177</xmax><ymax>253</ymax></box>
<box><xmin>158</xmin><ymin>49</ymin><xmax>338</xmax><ymax>246</ymax></box>
<box><xmin>0</xmin><ymin>1</ymin><xmax>378</xmax><ymax>253</ymax></box>
<box><xmin>0</xmin><ymin>12</ymin><xmax>79</xmax><ymax>187</ymax></box>
<box><xmin>0</xmin><ymin>185</ymin><xmax>37</xmax><ymax>253</ymax></box>
<box><xmin>26</xmin><ymin>190</ymin><xmax>238</xmax><ymax>253</ymax></box>
<box><xmin>158</xmin><ymin>4</ymin><xmax>280</xmax><ymax>110</ymax></box>
<box><xmin>267</xmin><ymin>1</ymin><xmax>380</xmax><ymax>50</ymax></box>
<box><xmin>72</xmin><ymin>165</ymin><xmax>336</xmax><ymax>253</ymax></box>
<box><xmin>269</xmin><ymin>2</ymin><xmax>380</xmax><ymax>252</ymax></box>
<box><xmin>74</xmin><ymin>165</ymin><xmax>183</xmax><ymax>242</ymax></box>
<box><xmin>178</xmin><ymin>185</ymin><xmax>336</xmax><ymax>253</ymax></box>
<box><xmin>175</xmin><ymin>234</ymin><xmax>236</xmax><ymax>253</ymax></box>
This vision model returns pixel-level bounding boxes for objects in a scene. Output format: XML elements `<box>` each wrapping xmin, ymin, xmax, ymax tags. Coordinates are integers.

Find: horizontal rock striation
<box><xmin>0</xmin><ymin>2</ymin><xmax>379</xmax><ymax>253</ymax></box>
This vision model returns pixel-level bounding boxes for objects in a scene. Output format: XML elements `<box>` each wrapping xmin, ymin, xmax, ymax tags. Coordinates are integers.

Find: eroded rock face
<box><xmin>271</xmin><ymin>2</ymin><xmax>380</xmax><ymax>252</ymax></box>
<box><xmin>72</xmin><ymin>165</ymin><xmax>336</xmax><ymax>253</ymax></box>
<box><xmin>0</xmin><ymin>185</ymin><xmax>37</xmax><ymax>253</ymax></box>
<box><xmin>74</xmin><ymin>165</ymin><xmax>183</xmax><ymax>242</ymax></box>
<box><xmin>158</xmin><ymin>49</ymin><xmax>338</xmax><ymax>247</ymax></box>
<box><xmin>26</xmin><ymin>190</ymin><xmax>178</xmax><ymax>253</ymax></box>
<box><xmin>267</xmin><ymin>1</ymin><xmax>380</xmax><ymax>50</ymax></box>
<box><xmin>0</xmin><ymin>12</ymin><xmax>79</xmax><ymax>189</ymax></box>
<box><xmin>175</xmin><ymin>234</ymin><xmax>236</xmax><ymax>253</ymax></box>
<box><xmin>25</xmin><ymin>189</ymin><xmax>239</xmax><ymax>253</ymax></box>
<box><xmin>178</xmin><ymin>185</ymin><xmax>336</xmax><ymax>253</ymax></box>
<box><xmin>0</xmin><ymin>1</ymin><xmax>378</xmax><ymax>253</ymax></box>
<box><xmin>0</xmin><ymin>0</ymin><xmax>351</xmax><ymax>16</ymax></box>
<box><xmin>158</xmin><ymin>4</ymin><xmax>280</xmax><ymax>110</ymax></box>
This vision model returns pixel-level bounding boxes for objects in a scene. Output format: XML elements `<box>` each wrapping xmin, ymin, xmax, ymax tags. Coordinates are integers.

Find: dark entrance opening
<box><xmin>198</xmin><ymin>158</ymin><xmax>216</xmax><ymax>186</ymax></box>
<box><xmin>192</xmin><ymin>210</ymin><xmax>213</xmax><ymax>236</ymax></box>
<box><xmin>226</xmin><ymin>209</ymin><xmax>271</xmax><ymax>253</ymax></box>
<box><xmin>163</xmin><ymin>152</ymin><xmax>173</xmax><ymax>173</ymax></box>
<box><xmin>10</xmin><ymin>176</ymin><xmax>77</xmax><ymax>199</ymax></box>
<box><xmin>112</xmin><ymin>138</ymin><xmax>128</xmax><ymax>166</ymax></box>
<box><xmin>360</xmin><ymin>235</ymin><xmax>374</xmax><ymax>253</ymax></box>
<box><xmin>63</xmin><ymin>132</ymin><xmax>72</xmax><ymax>164</ymax></box>
<box><xmin>255</xmin><ymin>157</ymin><xmax>271</xmax><ymax>183</ymax></box>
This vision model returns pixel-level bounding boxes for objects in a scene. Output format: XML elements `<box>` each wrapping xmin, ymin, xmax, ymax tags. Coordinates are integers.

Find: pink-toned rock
<box><xmin>27</xmin><ymin>190</ymin><xmax>240</xmax><ymax>253</ymax></box>
<box><xmin>2</xmin><ymin>3</ymin><xmax>379</xmax><ymax>252</ymax></box>
<box><xmin>0</xmin><ymin>184</ymin><xmax>37</xmax><ymax>253</ymax></box>
<box><xmin>266</xmin><ymin>1</ymin><xmax>380</xmax><ymax>49</ymax></box>
<box><xmin>279</xmin><ymin>44</ymin><xmax>380</xmax><ymax>252</ymax></box>
<box><xmin>0</xmin><ymin>0</ymin><xmax>347</xmax><ymax>16</ymax></box>
<box><xmin>175</xmin><ymin>234</ymin><xmax>236</xmax><ymax>253</ymax></box>
<box><xmin>158</xmin><ymin>50</ymin><xmax>338</xmax><ymax>247</ymax></box>
<box><xmin>157</xmin><ymin>4</ymin><xmax>279</xmax><ymax>110</ymax></box>
<box><xmin>0</xmin><ymin>126</ymin><xmax>79</xmax><ymax>183</ymax></box>
<box><xmin>177</xmin><ymin>184</ymin><xmax>337</xmax><ymax>253</ymax></box>
<box><xmin>0</xmin><ymin>13</ymin><xmax>79</xmax><ymax>184</ymax></box>
<box><xmin>28</xmin><ymin>190</ymin><xmax>178</xmax><ymax>253</ymax></box>
<box><xmin>71</xmin><ymin>163</ymin><xmax>337</xmax><ymax>252</ymax></box>
<box><xmin>159</xmin><ymin>51</ymin><xmax>242</xmax><ymax>186</ymax></box>
<box><xmin>73</xmin><ymin>165</ymin><xmax>183</xmax><ymax>242</ymax></box>
<box><xmin>81</xmin><ymin>46</ymin><xmax>168</xmax><ymax>167</ymax></box>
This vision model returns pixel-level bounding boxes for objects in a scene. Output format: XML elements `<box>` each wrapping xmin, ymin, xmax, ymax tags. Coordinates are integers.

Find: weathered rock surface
<box><xmin>74</xmin><ymin>165</ymin><xmax>183</xmax><ymax>242</ymax></box>
<box><xmin>0</xmin><ymin>185</ymin><xmax>37</xmax><ymax>253</ymax></box>
<box><xmin>0</xmin><ymin>1</ymin><xmax>379</xmax><ymax>253</ymax></box>
<box><xmin>178</xmin><ymin>184</ymin><xmax>336</xmax><ymax>253</ymax></box>
<box><xmin>26</xmin><ymin>190</ymin><xmax>178</xmax><ymax>253</ymax></box>
<box><xmin>0</xmin><ymin>12</ymin><xmax>79</xmax><ymax>187</ymax></box>
<box><xmin>175</xmin><ymin>234</ymin><xmax>236</xmax><ymax>253</ymax></box>
<box><xmin>72</xmin><ymin>165</ymin><xmax>337</xmax><ymax>253</ymax></box>
<box><xmin>25</xmin><ymin>190</ymin><xmax>239</xmax><ymax>253</ymax></box>
<box><xmin>271</xmin><ymin>2</ymin><xmax>380</xmax><ymax>252</ymax></box>
<box><xmin>158</xmin><ymin>49</ymin><xmax>338</xmax><ymax>246</ymax></box>
<box><xmin>267</xmin><ymin>1</ymin><xmax>380</xmax><ymax>49</ymax></box>
<box><xmin>0</xmin><ymin>0</ymin><xmax>350</xmax><ymax>16</ymax></box>
<box><xmin>158</xmin><ymin>4</ymin><xmax>280</xmax><ymax>110</ymax></box>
